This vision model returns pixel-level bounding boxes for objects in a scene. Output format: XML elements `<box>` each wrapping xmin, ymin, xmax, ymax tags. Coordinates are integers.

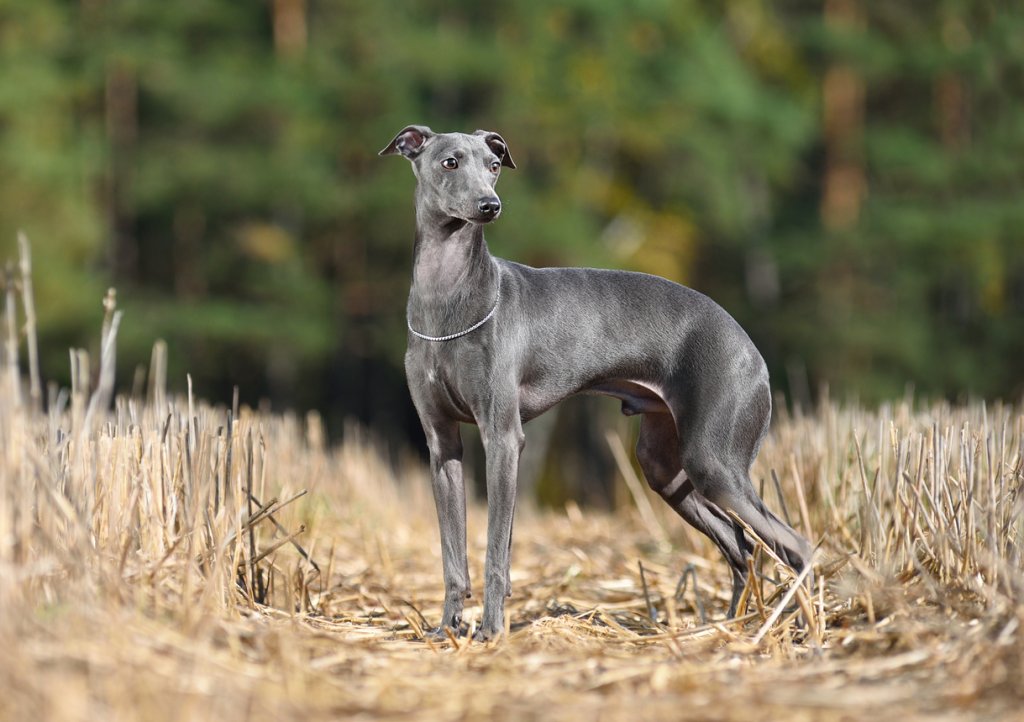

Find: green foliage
<box><xmin>762</xmin><ymin>0</ymin><xmax>1024</xmax><ymax>401</ymax></box>
<box><xmin>0</xmin><ymin>0</ymin><xmax>1021</xmax><ymax>437</ymax></box>
<box><xmin>0</xmin><ymin>0</ymin><xmax>106</xmax><ymax>345</ymax></box>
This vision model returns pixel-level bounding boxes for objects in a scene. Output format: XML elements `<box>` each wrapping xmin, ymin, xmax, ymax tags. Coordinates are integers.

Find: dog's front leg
<box><xmin>425</xmin><ymin>421</ymin><xmax>471</xmax><ymax>635</ymax></box>
<box><xmin>477</xmin><ymin>421</ymin><xmax>524</xmax><ymax>640</ymax></box>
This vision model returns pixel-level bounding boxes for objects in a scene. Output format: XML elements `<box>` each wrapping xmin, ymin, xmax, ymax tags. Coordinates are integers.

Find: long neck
<box><xmin>408</xmin><ymin>204</ymin><xmax>498</xmax><ymax>336</ymax></box>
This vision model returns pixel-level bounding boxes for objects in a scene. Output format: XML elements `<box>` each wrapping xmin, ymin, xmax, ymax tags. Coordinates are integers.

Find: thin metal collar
<box><xmin>407</xmin><ymin>272</ymin><xmax>501</xmax><ymax>342</ymax></box>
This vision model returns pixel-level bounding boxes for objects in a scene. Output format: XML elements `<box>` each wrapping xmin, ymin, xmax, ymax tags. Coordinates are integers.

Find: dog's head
<box><xmin>380</xmin><ymin>126</ymin><xmax>516</xmax><ymax>224</ymax></box>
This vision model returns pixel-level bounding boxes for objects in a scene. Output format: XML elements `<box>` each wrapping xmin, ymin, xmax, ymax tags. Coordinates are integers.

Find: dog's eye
<box><xmin>441</xmin><ymin>157</ymin><xmax>459</xmax><ymax>170</ymax></box>
<box><xmin>490</xmin><ymin>160</ymin><xmax>501</xmax><ymax>173</ymax></box>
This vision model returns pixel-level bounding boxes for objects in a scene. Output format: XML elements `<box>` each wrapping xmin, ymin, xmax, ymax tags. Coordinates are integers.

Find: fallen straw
<box><xmin>606</xmin><ymin>431</ymin><xmax>670</xmax><ymax>546</ymax></box>
<box><xmin>673</xmin><ymin>563</ymin><xmax>707</xmax><ymax>624</ymax></box>
<box><xmin>751</xmin><ymin>552</ymin><xmax>817</xmax><ymax>645</ymax></box>
<box><xmin>638</xmin><ymin>560</ymin><xmax>657</xmax><ymax>622</ymax></box>
<box><xmin>245</xmin><ymin>524</ymin><xmax>307</xmax><ymax>567</ymax></box>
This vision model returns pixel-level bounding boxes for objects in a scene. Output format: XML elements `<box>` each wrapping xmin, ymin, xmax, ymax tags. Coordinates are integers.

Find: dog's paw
<box><xmin>424</xmin><ymin>626</ymin><xmax>450</xmax><ymax>642</ymax></box>
<box><xmin>424</xmin><ymin>620</ymin><xmax>469</xmax><ymax>642</ymax></box>
<box><xmin>471</xmin><ymin>625</ymin><xmax>504</xmax><ymax>643</ymax></box>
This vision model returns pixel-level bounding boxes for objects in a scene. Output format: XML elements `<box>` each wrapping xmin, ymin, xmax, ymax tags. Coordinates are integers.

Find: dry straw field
<box><xmin>2</xmin><ymin>244</ymin><xmax>1022</xmax><ymax>721</ymax></box>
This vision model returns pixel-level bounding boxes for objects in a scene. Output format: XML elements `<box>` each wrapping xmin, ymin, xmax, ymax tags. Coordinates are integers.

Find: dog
<box><xmin>380</xmin><ymin>125</ymin><xmax>812</xmax><ymax>639</ymax></box>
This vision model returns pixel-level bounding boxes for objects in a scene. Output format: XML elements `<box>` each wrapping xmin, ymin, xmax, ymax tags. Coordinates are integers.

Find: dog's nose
<box><xmin>478</xmin><ymin>197</ymin><xmax>501</xmax><ymax>216</ymax></box>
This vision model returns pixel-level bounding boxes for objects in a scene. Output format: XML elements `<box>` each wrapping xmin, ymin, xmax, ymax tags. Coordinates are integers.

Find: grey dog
<box><xmin>380</xmin><ymin>125</ymin><xmax>812</xmax><ymax>640</ymax></box>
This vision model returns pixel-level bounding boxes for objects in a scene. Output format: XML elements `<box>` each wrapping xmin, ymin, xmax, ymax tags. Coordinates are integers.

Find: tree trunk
<box><xmin>272</xmin><ymin>0</ymin><xmax>307</xmax><ymax>58</ymax></box>
<box><xmin>821</xmin><ymin>0</ymin><xmax>866</xmax><ymax>232</ymax></box>
<box><xmin>105</xmin><ymin>62</ymin><xmax>138</xmax><ymax>281</ymax></box>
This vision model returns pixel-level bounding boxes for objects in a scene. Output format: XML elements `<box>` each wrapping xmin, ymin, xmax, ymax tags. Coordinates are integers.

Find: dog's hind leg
<box><xmin>677</xmin><ymin>377</ymin><xmax>812</xmax><ymax>575</ymax></box>
<box><xmin>635</xmin><ymin>413</ymin><xmax>753</xmax><ymax>616</ymax></box>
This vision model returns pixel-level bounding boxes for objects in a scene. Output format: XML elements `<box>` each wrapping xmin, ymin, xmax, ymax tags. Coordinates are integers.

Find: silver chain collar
<box><xmin>407</xmin><ymin>271</ymin><xmax>501</xmax><ymax>343</ymax></box>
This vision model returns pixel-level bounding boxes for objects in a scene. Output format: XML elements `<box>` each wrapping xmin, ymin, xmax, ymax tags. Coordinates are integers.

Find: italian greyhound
<box><xmin>380</xmin><ymin>125</ymin><xmax>812</xmax><ymax>640</ymax></box>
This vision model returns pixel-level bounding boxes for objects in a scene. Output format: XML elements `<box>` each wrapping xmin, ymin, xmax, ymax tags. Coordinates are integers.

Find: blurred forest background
<box><xmin>1</xmin><ymin>1</ymin><xmax>1022</xmax><ymax>500</ymax></box>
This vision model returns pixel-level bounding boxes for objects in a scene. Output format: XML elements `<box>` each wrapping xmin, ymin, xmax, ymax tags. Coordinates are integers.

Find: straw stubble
<box><xmin>0</xmin><ymin>275</ymin><xmax>1021</xmax><ymax>721</ymax></box>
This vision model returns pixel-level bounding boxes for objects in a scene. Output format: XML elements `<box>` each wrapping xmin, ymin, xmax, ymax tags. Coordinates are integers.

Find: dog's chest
<box><xmin>406</xmin><ymin>341</ymin><xmax>492</xmax><ymax>421</ymax></box>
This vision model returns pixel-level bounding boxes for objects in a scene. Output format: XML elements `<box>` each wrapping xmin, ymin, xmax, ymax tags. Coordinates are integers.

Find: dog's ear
<box><xmin>379</xmin><ymin>125</ymin><xmax>434</xmax><ymax>159</ymax></box>
<box><xmin>474</xmin><ymin>130</ymin><xmax>516</xmax><ymax>169</ymax></box>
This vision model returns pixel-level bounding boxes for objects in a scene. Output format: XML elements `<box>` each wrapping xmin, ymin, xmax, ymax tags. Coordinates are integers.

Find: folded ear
<box><xmin>379</xmin><ymin>125</ymin><xmax>434</xmax><ymax>159</ymax></box>
<box><xmin>474</xmin><ymin>130</ymin><xmax>516</xmax><ymax>169</ymax></box>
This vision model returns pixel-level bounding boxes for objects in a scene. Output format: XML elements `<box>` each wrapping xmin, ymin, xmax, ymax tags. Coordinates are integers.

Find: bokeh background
<box><xmin>2</xmin><ymin>1</ymin><xmax>1022</xmax><ymax>500</ymax></box>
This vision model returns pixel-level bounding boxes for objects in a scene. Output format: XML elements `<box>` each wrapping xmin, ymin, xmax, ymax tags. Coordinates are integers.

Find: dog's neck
<box><xmin>408</xmin><ymin>206</ymin><xmax>499</xmax><ymax>336</ymax></box>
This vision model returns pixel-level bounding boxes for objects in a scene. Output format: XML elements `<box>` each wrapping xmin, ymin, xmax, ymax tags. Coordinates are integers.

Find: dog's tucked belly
<box><xmin>518</xmin><ymin>378</ymin><xmax>670</xmax><ymax>423</ymax></box>
<box><xmin>584</xmin><ymin>379</ymin><xmax>671</xmax><ymax>415</ymax></box>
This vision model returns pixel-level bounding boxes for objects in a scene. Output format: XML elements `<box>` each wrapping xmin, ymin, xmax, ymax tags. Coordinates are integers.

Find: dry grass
<box><xmin>1</xmin><ymin>254</ymin><xmax>1022</xmax><ymax>720</ymax></box>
